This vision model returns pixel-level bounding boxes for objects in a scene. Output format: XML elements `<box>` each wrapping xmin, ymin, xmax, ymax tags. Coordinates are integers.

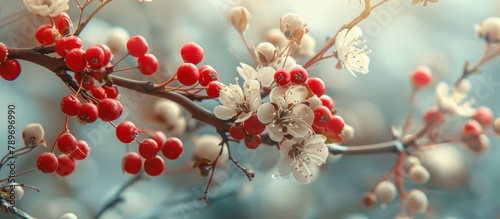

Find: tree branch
<box><xmin>95</xmin><ymin>173</ymin><xmax>144</xmax><ymax>219</ymax></box>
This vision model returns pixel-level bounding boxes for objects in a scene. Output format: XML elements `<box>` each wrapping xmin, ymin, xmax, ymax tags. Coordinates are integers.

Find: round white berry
<box><xmin>405</xmin><ymin>189</ymin><xmax>428</xmax><ymax>213</ymax></box>
<box><xmin>408</xmin><ymin>164</ymin><xmax>430</xmax><ymax>185</ymax></box>
<box><xmin>106</xmin><ymin>27</ymin><xmax>130</xmax><ymax>53</ymax></box>
<box><xmin>59</xmin><ymin>212</ymin><xmax>78</xmax><ymax>219</ymax></box>
<box><xmin>374</xmin><ymin>180</ymin><xmax>397</xmax><ymax>203</ymax></box>
<box><xmin>22</xmin><ymin>123</ymin><xmax>45</xmax><ymax>147</ymax></box>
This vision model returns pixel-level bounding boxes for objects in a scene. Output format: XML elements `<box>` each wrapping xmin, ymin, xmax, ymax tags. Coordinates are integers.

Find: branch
<box><xmin>109</xmin><ymin>75</ymin><xmax>231</xmax><ymax>133</ymax></box>
<box><xmin>95</xmin><ymin>173</ymin><xmax>144</xmax><ymax>219</ymax></box>
<box><xmin>329</xmin><ymin>140</ymin><xmax>404</xmax><ymax>155</ymax></box>
<box><xmin>1</xmin><ymin>199</ymin><xmax>36</xmax><ymax>219</ymax></box>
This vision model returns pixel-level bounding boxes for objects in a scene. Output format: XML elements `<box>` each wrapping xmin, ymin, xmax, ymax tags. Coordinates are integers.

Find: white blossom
<box><xmin>280</xmin><ymin>13</ymin><xmax>309</xmax><ymax>46</ymax></box>
<box><xmin>277</xmin><ymin>134</ymin><xmax>328</xmax><ymax>184</ymax></box>
<box><xmin>435</xmin><ymin>80</ymin><xmax>476</xmax><ymax>116</ymax></box>
<box><xmin>23</xmin><ymin>0</ymin><xmax>70</xmax><ymax>18</ymax></box>
<box><xmin>214</xmin><ymin>79</ymin><xmax>261</xmax><ymax>123</ymax></box>
<box><xmin>257</xmin><ymin>85</ymin><xmax>314</xmax><ymax>142</ymax></box>
<box><xmin>335</xmin><ymin>26</ymin><xmax>370</xmax><ymax>77</ymax></box>
<box><xmin>237</xmin><ymin>63</ymin><xmax>275</xmax><ymax>87</ymax></box>
<box><xmin>475</xmin><ymin>17</ymin><xmax>500</xmax><ymax>44</ymax></box>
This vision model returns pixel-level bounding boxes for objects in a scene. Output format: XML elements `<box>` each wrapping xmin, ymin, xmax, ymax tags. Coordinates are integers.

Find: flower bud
<box><xmin>4</xmin><ymin>183</ymin><xmax>24</xmax><ymax>201</ymax></box>
<box><xmin>22</xmin><ymin>123</ymin><xmax>45</xmax><ymax>147</ymax></box>
<box><xmin>106</xmin><ymin>27</ymin><xmax>130</xmax><ymax>53</ymax></box>
<box><xmin>153</xmin><ymin>99</ymin><xmax>182</xmax><ymax>128</ymax></box>
<box><xmin>169</xmin><ymin>116</ymin><xmax>187</xmax><ymax>135</ymax></box>
<box><xmin>405</xmin><ymin>189</ymin><xmax>428</xmax><ymax>214</ymax></box>
<box><xmin>361</xmin><ymin>192</ymin><xmax>377</xmax><ymax>208</ymax></box>
<box><xmin>404</xmin><ymin>156</ymin><xmax>421</xmax><ymax>169</ymax></box>
<box><xmin>408</xmin><ymin>164</ymin><xmax>430</xmax><ymax>184</ymax></box>
<box><xmin>192</xmin><ymin>134</ymin><xmax>228</xmax><ymax>166</ymax></box>
<box><xmin>291</xmin><ymin>34</ymin><xmax>316</xmax><ymax>59</ymax></box>
<box><xmin>228</xmin><ymin>6</ymin><xmax>251</xmax><ymax>34</ymax></box>
<box><xmin>339</xmin><ymin>124</ymin><xmax>355</xmax><ymax>141</ymax></box>
<box><xmin>59</xmin><ymin>212</ymin><xmax>78</xmax><ymax>219</ymax></box>
<box><xmin>374</xmin><ymin>180</ymin><xmax>397</xmax><ymax>203</ymax></box>
<box><xmin>266</xmin><ymin>28</ymin><xmax>288</xmax><ymax>48</ymax></box>
<box><xmin>475</xmin><ymin>17</ymin><xmax>500</xmax><ymax>44</ymax></box>
<box><xmin>473</xmin><ymin>106</ymin><xmax>493</xmax><ymax>127</ymax></box>
<box><xmin>254</xmin><ymin>42</ymin><xmax>279</xmax><ymax>66</ymax></box>
<box><xmin>280</xmin><ymin>13</ymin><xmax>309</xmax><ymax>45</ymax></box>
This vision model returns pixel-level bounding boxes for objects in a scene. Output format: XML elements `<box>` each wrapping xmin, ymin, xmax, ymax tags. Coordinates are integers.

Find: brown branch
<box><xmin>108</xmin><ymin>75</ymin><xmax>231</xmax><ymax>133</ymax></box>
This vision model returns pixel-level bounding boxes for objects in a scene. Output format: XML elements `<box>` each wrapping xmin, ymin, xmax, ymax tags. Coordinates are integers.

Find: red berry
<box><xmin>103</xmin><ymin>85</ymin><xmax>119</xmax><ymax>99</ymax></box>
<box><xmin>307</xmin><ymin>77</ymin><xmax>325</xmax><ymax>97</ymax></box>
<box><xmin>97</xmin><ymin>98</ymin><xmax>123</xmax><ymax>121</ymax></box>
<box><xmin>116</xmin><ymin>121</ymin><xmax>138</xmax><ymax>143</ymax></box>
<box><xmin>56</xmin><ymin>154</ymin><xmax>76</xmax><ymax>177</ymax></box>
<box><xmin>198</xmin><ymin>65</ymin><xmax>218</xmax><ymax>86</ymax></box>
<box><xmin>274</xmin><ymin>69</ymin><xmax>291</xmax><ymax>86</ymax></box>
<box><xmin>71</xmin><ymin>140</ymin><xmax>90</xmax><ymax>160</ymax></box>
<box><xmin>206</xmin><ymin>81</ymin><xmax>221</xmax><ymax>98</ymax></box>
<box><xmin>55</xmin><ymin>12</ymin><xmax>73</xmax><ymax>35</ymax></box>
<box><xmin>327</xmin><ymin>115</ymin><xmax>345</xmax><ymax>134</ymax></box>
<box><xmin>0</xmin><ymin>59</ymin><xmax>21</xmax><ymax>81</ymax></box>
<box><xmin>89</xmin><ymin>86</ymin><xmax>107</xmax><ymax>100</ymax></box>
<box><xmin>423</xmin><ymin>107</ymin><xmax>443</xmax><ymax>124</ymax></box>
<box><xmin>290</xmin><ymin>66</ymin><xmax>308</xmax><ymax>85</ymax></box>
<box><xmin>150</xmin><ymin>131</ymin><xmax>167</xmax><ymax>147</ymax></box>
<box><xmin>314</xmin><ymin>106</ymin><xmax>332</xmax><ymax>128</ymax></box>
<box><xmin>56</xmin><ymin>36</ymin><xmax>83</xmax><ymax>57</ymax></box>
<box><xmin>410</xmin><ymin>66</ymin><xmax>432</xmax><ymax>88</ymax></box>
<box><xmin>462</xmin><ymin>120</ymin><xmax>482</xmax><ymax>137</ymax></box>
<box><xmin>473</xmin><ymin>106</ymin><xmax>493</xmax><ymax>127</ymax></box>
<box><xmin>244</xmin><ymin>134</ymin><xmax>261</xmax><ymax>149</ymax></box>
<box><xmin>176</xmin><ymin>63</ymin><xmax>199</xmax><ymax>86</ymax></box>
<box><xmin>96</xmin><ymin>44</ymin><xmax>112</xmax><ymax>66</ymax></box>
<box><xmin>60</xmin><ymin>94</ymin><xmax>81</xmax><ymax>116</ymax></box>
<box><xmin>243</xmin><ymin>113</ymin><xmax>266</xmax><ymax>135</ymax></box>
<box><xmin>57</xmin><ymin>133</ymin><xmax>77</xmax><ymax>154</ymax></box>
<box><xmin>122</xmin><ymin>152</ymin><xmax>142</xmax><ymax>174</ymax></box>
<box><xmin>229</xmin><ymin>124</ymin><xmax>246</xmax><ymax>140</ymax></box>
<box><xmin>138</xmin><ymin>54</ymin><xmax>158</xmax><ymax>75</ymax></box>
<box><xmin>42</xmin><ymin>28</ymin><xmax>55</xmax><ymax>45</ymax></box>
<box><xmin>74</xmin><ymin>73</ymin><xmax>94</xmax><ymax>90</ymax></box>
<box><xmin>144</xmin><ymin>156</ymin><xmax>165</xmax><ymax>177</ymax></box>
<box><xmin>0</xmin><ymin>43</ymin><xmax>8</xmax><ymax>62</ymax></box>
<box><xmin>138</xmin><ymin>138</ymin><xmax>160</xmax><ymax>159</ymax></box>
<box><xmin>35</xmin><ymin>24</ymin><xmax>52</xmax><ymax>45</ymax></box>
<box><xmin>36</xmin><ymin>152</ymin><xmax>59</xmax><ymax>173</ymax></box>
<box><xmin>55</xmin><ymin>38</ymin><xmax>67</xmax><ymax>56</ymax></box>
<box><xmin>180</xmin><ymin>42</ymin><xmax>204</xmax><ymax>64</ymax></box>
<box><xmin>77</xmin><ymin>103</ymin><xmax>98</xmax><ymax>123</ymax></box>
<box><xmin>127</xmin><ymin>35</ymin><xmax>148</xmax><ymax>57</ymax></box>
<box><xmin>85</xmin><ymin>45</ymin><xmax>105</xmax><ymax>68</ymax></box>
<box><xmin>320</xmin><ymin>95</ymin><xmax>334</xmax><ymax>110</ymax></box>
<box><xmin>162</xmin><ymin>137</ymin><xmax>183</xmax><ymax>160</ymax></box>
<box><xmin>66</xmin><ymin>48</ymin><xmax>87</xmax><ymax>72</ymax></box>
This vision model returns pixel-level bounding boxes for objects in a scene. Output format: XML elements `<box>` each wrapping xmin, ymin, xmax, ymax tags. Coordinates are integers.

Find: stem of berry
<box><xmin>239</xmin><ymin>33</ymin><xmax>258</xmax><ymax>66</ymax></box>
<box><xmin>94</xmin><ymin>173</ymin><xmax>144</xmax><ymax>219</ymax></box>
<box><xmin>402</xmin><ymin>89</ymin><xmax>417</xmax><ymax>135</ymax></box>
<box><xmin>74</xmin><ymin>0</ymin><xmax>114</xmax><ymax>36</ymax></box>
<box><xmin>198</xmin><ymin>143</ymin><xmax>224</xmax><ymax>205</ymax></box>
<box><xmin>222</xmin><ymin>133</ymin><xmax>255</xmax><ymax>181</ymax></box>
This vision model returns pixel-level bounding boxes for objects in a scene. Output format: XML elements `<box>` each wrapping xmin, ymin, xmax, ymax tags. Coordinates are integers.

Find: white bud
<box><xmin>228</xmin><ymin>6</ymin><xmax>251</xmax><ymax>34</ymax></box>
<box><xmin>22</xmin><ymin>123</ymin><xmax>45</xmax><ymax>147</ymax></box>
<box><xmin>456</xmin><ymin>79</ymin><xmax>471</xmax><ymax>93</ymax></box>
<box><xmin>291</xmin><ymin>34</ymin><xmax>316</xmax><ymax>58</ymax></box>
<box><xmin>475</xmin><ymin>17</ymin><xmax>500</xmax><ymax>44</ymax></box>
<box><xmin>463</xmin><ymin>134</ymin><xmax>489</xmax><ymax>154</ymax></box>
<box><xmin>405</xmin><ymin>189</ymin><xmax>428</xmax><ymax>214</ymax></box>
<box><xmin>254</xmin><ymin>42</ymin><xmax>279</xmax><ymax>66</ymax></box>
<box><xmin>106</xmin><ymin>27</ymin><xmax>130</xmax><ymax>53</ymax></box>
<box><xmin>169</xmin><ymin>117</ymin><xmax>186</xmax><ymax>135</ymax></box>
<box><xmin>59</xmin><ymin>212</ymin><xmax>78</xmax><ymax>219</ymax></box>
<box><xmin>266</xmin><ymin>28</ymin><xmax>288</xmax><ymax>48</ymax></box>
<box><xmin>404</xmin><ymin>156</ymin><xmax>421</xmax><ymax>169</ymax></box>
<box><xmin>153</xmin><ymin>99</ymin><xmax>182</xmax><ymax>128</ymax></box>
<box><xmin>374</xmin><ymin>180</ymin><xmax>397</xmax><ymax>203</ymax></box>
<box><xmin>279</xmin><ymin>13</ymin><xmax>309</xmax><ymax>45</ymax></box>
<box><xmin>408</xmin><ymin>164</ymin><xmax>430</xmax><ymax>184</ymax></box>
<box><xmin>339</xmin><ymin>124</ymin><xmax>355</xmax><ymax>141</ymax></box>
<box><xmin>192</xmin><ymin>135</ymin><xmax>228</xmax><ymax>166</ymax></box>
<box><xmin>5</xmin><ymin>183</ymin><xmax>24</xmax><ymax>201</ymax></box>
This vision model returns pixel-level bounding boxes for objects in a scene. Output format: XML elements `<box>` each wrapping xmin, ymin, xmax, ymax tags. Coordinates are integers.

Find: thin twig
<box><xmin>95</xmin><ymin>173</ymin><xmax>144</xmax><ymax>219</ymax></box>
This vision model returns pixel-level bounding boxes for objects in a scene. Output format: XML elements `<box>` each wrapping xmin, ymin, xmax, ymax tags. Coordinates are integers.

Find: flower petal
<box><xmin>344</xmin><ymin>26</ymin><xmax>363</xmax><ymax>46</ymax></box>
<box><xmin>236</xmin><ymin>111</ymin><xmax>253</xmax><ymax>123</ymax></box>
<box><xmin>286</xmin><ymin>85</ymin><xmax>308</xmax><ymax>105</ymax></box>
<box><xmin>237</xmin><ymin>63</ymin><xmax>257</xmax><ymax>80</ymax></box>
<box><xmin>292</xmin><ymin>161</ymin><xmax>315</xmax><ymax>184</ymax></box>
<box><xmin>335</xmin><ymin>28</ymin><xmax>349</xmax><ymax>47</ymax></box>
<box><xmin>278</xmin><ymin>156</ymin><xmax>294</xmax><ymax>178</ymax></box>
<box><xmin>279</xmin><ymin>139</ymin><xmax>296</xmax><ymax>158</ymax></box>
<box><xmin>270</xmin><ymin>86</ymin><xmax>287</xmax><ymax>104</ymax></box>
<box><xmin>304</xmin><ymin>143</ymin><xmax>328</xmax><ymax>165</ymax></box>
<box><xmin>267</xmin><ymin>124</ymin><xmax>285</xmax><ymax>142</ymax></box>
<box><xmin>214</xmin><ymin>106</ymin><xmax>236</xmax><ymax>120</ymax></box>
<box><xmin>257</xmin><ymin>103</ymin><xmax>276</xmax><ymax>124</ymax></box>
<box><xmin>305</xmin><ymin>95</ymin><xmax>322</xmax><ymax>110</ymax></box>
<box><xmin>257</xmin><ymin>66</ymin><xmax>275</xmax><ymax>87</ymax></box>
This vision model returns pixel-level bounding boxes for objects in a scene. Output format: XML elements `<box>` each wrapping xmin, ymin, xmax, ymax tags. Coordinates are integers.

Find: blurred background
<box><xmin>1</xmin><ymin>0</ymin><xmax>500</xmax><ymax>218</ymax></box>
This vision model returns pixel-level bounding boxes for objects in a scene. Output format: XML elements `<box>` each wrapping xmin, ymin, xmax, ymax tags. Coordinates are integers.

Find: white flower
<box><xmin>214</xmin><ymin>79</ymin><xmax>261</xmax><ymax>123</ymax></box>
<box><xmin>237</xmin><ymin>63</ymin><xmax>275</xmax><ymax>87</ymax></box>
<box><xmin>475</xmin><ymin>17</ymin><xmax>500</xmax><ymax>44</ymax></box>
<box><xmin>335</xmin><ymin>26</ymin><xmax>371</xmax><ymax>77</ymax></box>
<box><xmin>277</xmin><ymin>134</ymin><xmax>328</xmax><ymax>184</ymax></box>
<box><xmin>254</xmin><ymin>42</ymin><xmax>279</xmax><ymax>66</ymax></box>
<box><xmin>435</xmin><ymin>80</ymin><xmax>476</xmax><ymax>116</ymax></box>
<box><xmin>23</xmin><ymin>0</ymin><xmax>70</xmax><ymax>18</ymax></box>
<box><xmin>257</xmin><ymin>85</ymin><xmax>314</xmax><ymax>142</ymax></box>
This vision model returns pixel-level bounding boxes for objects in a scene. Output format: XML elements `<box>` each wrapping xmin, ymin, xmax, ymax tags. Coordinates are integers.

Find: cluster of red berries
<box><xmin>273</xmin><ymin>66</ymin><xmax>309</xmax><ymax>87</ymax></box>
<box><xmin>0</xmin><ymin>43</ymin><xmax>21</xmax><ymax>81</ymax></box>
<box><xmin>60</xmin><ymin>87</ymin><xmax>123</xmax><ymax>124</ymax></box>
<box><xmin>172</xmin><ymin>42</ymin><xmax>222</xmax><ymax>98</ymax></box>
<box><xmin>126</xmin><ymin>35</ymin><xmax>159</xmax><ymax>75</ymax></box>
<box><xmin>36</xmin><ymin>133</ymin><xmax>90</xmax><ymax>177</ymax></box>
<box><xmin>35</xmin><ymin>13</ymin><xmax>72</xmax><ymax>45</ymax></box>
<box><xmin>229</xmin><ymin>113</ymin><xmax>266</xmax><ymax>149</ymax></box>
<box><xmin>117</xmin><ymin>121</ymin><xmax>184</xmax><ymax>177</ymax></box>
